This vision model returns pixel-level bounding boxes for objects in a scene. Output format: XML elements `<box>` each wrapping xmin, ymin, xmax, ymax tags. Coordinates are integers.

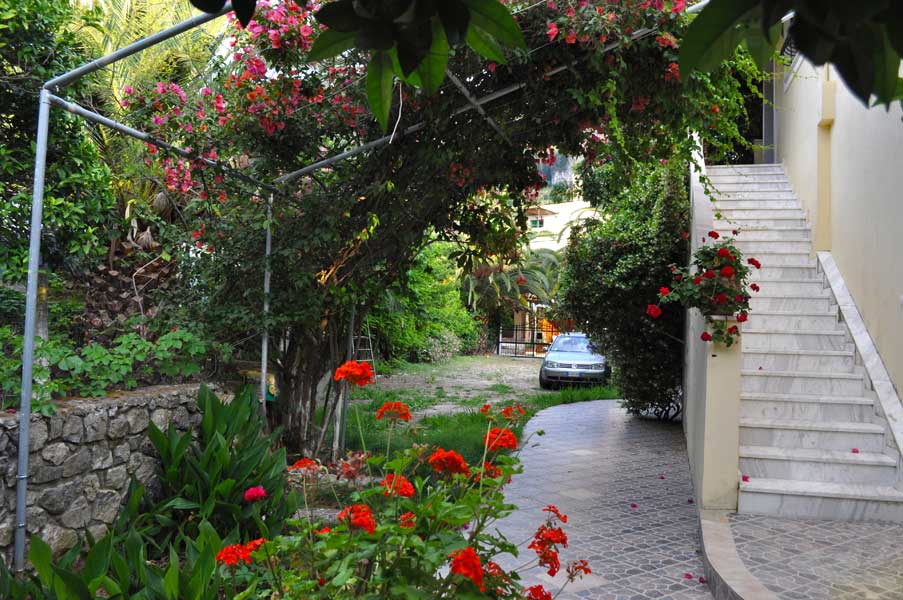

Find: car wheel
<box><xmin>539</xmin><ymin>374</ymin><xmax>551</xmax><ymax>390</ymax></box>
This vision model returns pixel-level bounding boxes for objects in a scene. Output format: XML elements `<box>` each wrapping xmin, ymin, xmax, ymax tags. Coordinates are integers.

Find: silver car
<box><xmin>539</xmin><ymin>333</ymin><xmax>610</xmax><ymax>389</ymax></box>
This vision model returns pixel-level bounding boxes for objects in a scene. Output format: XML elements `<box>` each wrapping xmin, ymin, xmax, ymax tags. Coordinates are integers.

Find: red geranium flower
<box><xmin>693</xmin><ymin>275</ymin><xmax>702</xmax><ymax>285</ymax></box>
<box><xmin>747</xmin><ymin>257</ymin><xmax>761</xmax><ymax>269</ymax></box>
<box><xmin>750</xmin><ymin>283</ymin><xmax>760</xmax><ymax>292</ymax></box>
<box><xmin>216</xmin><ymin>543</ymin><xmax>251</xmax><ymax>566</ymax></box>
<box><xmin>398</xmin><ymin>511</ymin><xmax>416</xmax><ymax>529</ymax></box>
<box><xmin>245</xmin><ymin>538</ymin><xmax>265</xmax><ymax>552</ymax></box>
<box><xmin>542</xmin><ymin>505</ymin><xmax>568</xmax><ymax>523</ymax></box>
<box><xmin>646</xmin><ymin>304</ymin><xmax>662</xmax><ymax>319</ymax></box>
<box><xmin>479</xmin><ymin>403</ymin><xmax>491</xmax><ymax>414</ymax></box>
<box><xmin>289</xmin><ymin>457</ymin><xmax>318</xmax><ymax>473</ymax></box>
<box><xmin>450</xmin><ymin>547</ymin><xmax>485</xmax><ymax>591</ymax></box>
<box><xmin>727</xmin><ymin>325</ymin><xmax>739</xmax><ymax>335</ymax></box>
<box><xmin>703</xmin><ymin>269</ymin><xmax>716</xmax><ymax>279</ymax></box>
<box><xmin>701</xmin><ymin>332</ymin><xmax>713</xmax><ymax>342</ymax></box>
<box><xmin>375</xmin><ymin>401</ymin><xmax>412</xmax><ymax>422</ymax></box>
<box><xmin>484</xmin><ymin>427</ymin><xmax>518</xmax><ymax>451</ymax></box>
<box><xmin>720</xmin><ymin>266</ymin><xmax>735</xmax><ymax>278</ymax></box>
<box><xmin>707</xmin><ymin>230</ymin><xmax>720</xmax><ymax>239</ymax></box>
<box><xmin>428</xmin><ymin>448</ymin><xmax>470</xmax><ymax>475</ymax></box>
<box><xmin>736</xmin><ymin>313</ymin><xmax>748</xmax><ymax>323</ymax></box>
<box><xmin>717</xmin><ymin>247</ymin><xmax>732</xmax><ymax>260</ymax></box>
<box><xmin>526</xmin><ymin>585</ymin><xmax>553</xmax><ymax>600</ymax></box>
<box><xmin>567</xmin><ymin>559</ymin><xmax>592</xmax><ymax>580</ymax></box>
<box><xmin>659</xmin><ymin>286</ymin><xmax>670</xmax><ymax>296</ymax></box>
<box><xmin>337</xmin><ymin>504</ymin><xmax>376</xmax><ymax>534</ymax></box>
<box><xmin>714</xmin><ymin>293</ymin><xmax>728</xmax><ymax>305</ymax></box>
<box><xmin>244</xmin><ymin>486</ymin><xmax>266</xmax><ymax>503</ymax></box>
<box><xmin>334</xmin><ymin>360</ymin><xmax>375</xmax><ymax>386</ymax></box>
<box><xmin>381</xmin><ymin>473</ymin><xmax>415</xmax><ymax>498</ymax></box>
<box><xmin>476</xmin><ymin>461</ymin><xmax>503</xmax><ymax>482</ymax></box>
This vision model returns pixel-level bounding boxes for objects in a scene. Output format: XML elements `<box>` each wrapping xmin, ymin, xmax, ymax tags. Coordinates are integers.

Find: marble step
<box><xmin>740</xmin><ymin>446</ymin><xmax>897</xmax><ymax>485</ymax></box>
<box><xmin>742</xmin><ymin>252</ymin><xmax>814</xmax><ymax>267</ymax></box>
<box><xmin>718</xmin><ymin>227</ymin><xmax>810</xmax><ymax>241</ymax></box>
<box><xmin>749</xmin><ymin>295</ymin><xmax>833</xmax><ymax>312</ymax></box>
<box><xmin>713</xmin><ymin>183</ymin><xmax>794</xmax><ymax>193</ymax></box>
<box><xmin>744</xmin><ymin>311</ymin><xmax>838</xmax><ymax>330</ymax></box>
<box><xmin>739</xmin><ymin>418</ymin><xmax>885</xmax><ymax>452</ymax></box>
<box><xmin>742</xmin><ymin>370</ymin><xmax>865</xmax><ymax>396</ymax></box>
<box><xmin>744</xmin><ymin>280</ymin><xmax>826</xmax><ymax>295</ymax></box>
<box><xmin>708</xmin><ymin>164</ymin><xmax>786</xmax><ymax>175</ymax></box>
<box><xmin>742</xmin><ymin>329</ymin><xmax>850</xmax><ymax>351</ymax></box>
<box><xmin>743</xmin><ymin>348</ymin><xmax>855</xmax><ymax>371</ymax></box>
<box><xmin>740</xmin><ymin>392</ymin><xmax>874</xmax><ymax>421</ymax></box>
<box><xmin>738</xmin><ymin>478</ymin><xmax>903</xmax><ymax>522</ymax></box>
<box><xmin>716</xmin><ymin>217</ymin><xmax>808</xmax><ymax>229</ymax></box>
<box><xmin>750</xmin><ymin>266</ymin><xmax>820</xmax><ymax>280</ymax></box>
<box><xmin>714</xmin><ymin>191</ymin><xmax>799</xmax><ymax>201</ymax></box>
<box><xmin>715</xmin><ymin>200</ymin><xmax>802</xmax><ymax>210</ymax></box>
<box><xmin>715</xmin><ymin>208</ymin><xmax>806</xmax><ymax>220</ymax></box>
<box><xmin>707</xmin><ymin>175</ymin><xmax>790</xmax><ymax>184</ymax></box>
<box><xmin>735</xmin><ymin>239</ymin><xmax>812</xmax><ymax>254</ymax></box>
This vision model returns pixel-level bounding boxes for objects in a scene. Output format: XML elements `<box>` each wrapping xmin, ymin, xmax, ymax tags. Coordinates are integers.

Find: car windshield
<box><xmin>550</xmin><ymin>336</ymin><xmax>592</xmax><ymax>353</ymax></box>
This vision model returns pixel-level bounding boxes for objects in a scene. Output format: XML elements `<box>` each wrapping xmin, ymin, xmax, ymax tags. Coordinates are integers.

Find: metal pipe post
<box><xmin>14</xmin><ymin>89</ymin><xmax>52</xmax><ymax>571</ymax></box>
<box><xmin>259</xmin><ymin>194</ymin><xmax>273</xmax><ymax>417</ymax></box>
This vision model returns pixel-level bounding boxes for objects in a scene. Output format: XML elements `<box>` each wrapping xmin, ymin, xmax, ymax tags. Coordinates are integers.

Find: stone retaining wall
<box><xmin>0</xmin><ymin>384</ymin><xmax>201</xmax><ymax>564</ymax></box>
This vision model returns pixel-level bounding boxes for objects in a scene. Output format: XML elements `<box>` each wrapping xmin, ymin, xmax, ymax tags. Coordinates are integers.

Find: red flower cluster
<box><xmin>526</xmin><ymin>585</ymin><xmax>553</xmax><ymax>600</ymax></box>
<box><xmin>334</xmin><ymin>360</ymin><xmax>375</xmax><ymax>386</ymax></box>
<box><xmin>529</xmin><ymin>523</ymin><xmax>568</xmax><ymax>576</ymax></box>
<box><xmin>449</xmin><ymin>546</ymin><xmax>485</xmax><ymax>591</ymax></box>
<box><xmin>381</xmin><ymin>473</ymin><xmax>415</xmax><ymax>498</ymax></box>
<box><xmin>567</xmin><ymin>559</ymin><xmax>592</xmax><ymax>581</ymax></box>
<box><xmin>700</xmin><ymin>332</ymin><xmax>713</xmax><ymax>342</ymax></box>
<box><xmin>337</xmin><ymin>504</ymin><xmax>376</xmax><ymax>535</ymax></box>
<box><xmin>484</xmin><ymin>427</ymin><xmax>518</xmax><ymax>451</ymax></box>
<box><xmin>398</xmin><ymin>511</ymin><xmax>416</xmax><ymax>529</ymax></box>
<box><xmin>375</xmin><ymin>401</ymin><xmax>412</xmax><ymax>422</ymax></box>
<box><xmin>747</xmin><ymin>257</ymin><xmax>762</xmax><ymax>269</ymax></box>
<box><xmin>475</xmin><ymin>461</ymin><xmax>503</xmax><ymax>482</ymax></box>
<box><xmin>289</xmin><ymin>457</ymin><xmax>319</xmax><ymax>475</ymax></box>
<box><xmin>500</xmin><ymin>403</ymin><xmax>526</xmax><ymax>419</ymax></box>
<box><xmin>244</xmin><ymin>485</ymin><xmax>266</xmax><ymax>503</ymax></box>
<box><xmin>543</xmin><ymin>504</ymin><xmax>568</xmax><ymax>524</ymax></box>
<box><xmin>215</xmin><ymin>538</ymin><xmax>266</xmax><ymax>566</ymax></box>
<box><xmin>646</xmin><ymin>304</ymin><xmax>662</xmax><ymax>319</ymax></box>
<box><xmin>428</xmin><ymin>448</ymin><xmax>470</xmax><ymax>475</ymax></box>
<box><xmin>717</xmin><ymin>247</ymin><xmax>733</xmax><ymax>260</ymax></box>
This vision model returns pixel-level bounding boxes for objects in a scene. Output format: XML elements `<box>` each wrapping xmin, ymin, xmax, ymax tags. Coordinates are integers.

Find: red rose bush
<box><xmin>647</xmin><ymin>232</ymin><xmax>759</xmax><ymax>346</ymax></box>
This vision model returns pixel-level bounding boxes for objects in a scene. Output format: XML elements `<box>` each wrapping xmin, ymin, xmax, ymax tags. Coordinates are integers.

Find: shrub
<box><xmin>561</xmin><ymin>161</ymin><xmax>689</xmax><ymax>420</ymax></box>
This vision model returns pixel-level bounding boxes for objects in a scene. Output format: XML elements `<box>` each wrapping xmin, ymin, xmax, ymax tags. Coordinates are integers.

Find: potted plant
<box><xmin>646</xmin><ymin>230</ymin><xmax>761</xmax><ymax>346</ymax></box>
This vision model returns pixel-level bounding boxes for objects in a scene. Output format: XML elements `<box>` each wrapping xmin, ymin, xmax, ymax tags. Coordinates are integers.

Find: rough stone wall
<box><xmin>0</xmin><ymin>384</ymin><xmax>201</xmax><ymax>564</ymax></box>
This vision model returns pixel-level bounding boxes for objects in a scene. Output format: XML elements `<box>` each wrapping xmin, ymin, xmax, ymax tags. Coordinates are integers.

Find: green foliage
<box><xmin>0</xmin><ymin>327</ymin><xmax>207</xmax><ymax>410</ymax></box>
<box><xmin>538</xmin><ymin>181</ymin><xmax>580</xmax><ymax>205</ymax></box>
<box><xmin>368</xmin><ymin>244</ymin><xmax>479</xmax><ymax>363</ymax></box>
<box><xmin>561</xmin><ymin>161</ymin><xmax>689</xmax><ymax>420</ymax></box>
<box><xmin>681</xmin><ymin>0</ymin><xmax>903</xmax><ymax>108</ymax></box>
<box><xmin>140</xmin><ymin>385</ymin><xmax>298</xmax><ymax>549</ymax></box>
<box><xmin>0</xmin><ymin>0</ymin><xmax>115</xmax><ymax>282</ymax></box>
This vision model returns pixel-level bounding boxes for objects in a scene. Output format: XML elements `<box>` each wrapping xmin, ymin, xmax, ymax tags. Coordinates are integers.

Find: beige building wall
<box><xmin>528</xmin><ymin>200</ymin><xmax>597</xmax><ymax>251</ymax></box>
<box><xmin>775</xmin><ymin>58</ymin><xmax>903</xmax><ymax>390</ymax></box>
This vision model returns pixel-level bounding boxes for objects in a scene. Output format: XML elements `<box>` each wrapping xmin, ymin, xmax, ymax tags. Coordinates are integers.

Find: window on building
<box><xmin>529</xmin><ymin>218</ymin><xmax>544</xmax><ymax>228</ymax></box>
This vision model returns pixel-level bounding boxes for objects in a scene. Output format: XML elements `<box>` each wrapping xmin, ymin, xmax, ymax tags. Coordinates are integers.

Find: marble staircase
<box><xmin>706</xmin><ymin>164</ymin><xmax>903</xmax><ymax>521</ymax></box>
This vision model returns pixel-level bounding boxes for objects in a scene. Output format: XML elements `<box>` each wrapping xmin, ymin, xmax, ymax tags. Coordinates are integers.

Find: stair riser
<box><xmin>749</xmin><ymin>254</ymin><xmax>814</xmax><ymax>267</ymax></box>
<box><xmin>716</xmin><ymin>192</ymin><xmax>799</xmax><ymax>200</ymax></box>
<box><xmin>716</xmin><ymin>218</ymin><xmax>808</xmax><ymax>229</ymax></box>
<box><xmin>742</xmin><ymin>376</ymin><xmax>865</xmax><ymax>397</ymax></box>
<box><xmin>749</xmin><ymin>297</ymin><xmax>834</xmax><ymax>311</ymax></box>
<box><xmin>735</xmin><ymin>241</ymin><xmax>812</xmax><ymax>254</ymax></box>
<box><xmin>746</xmin><ymin>281</ymin><xmax>826</xmax><ymax>295</ymax></box>
<box><xmin>739</xmin><ymin>491</ymin><xmax>903</xmax><ymax>522</ymax></box>
<box><xmin>740</xmin><ymin>457</ymin><xmax>896</xmax><ymax>485</ymax></box>
<box><xmin>740</xmin><ymin>427</ymin><xmax>883</xmax><ymax>452</ymax></box>
<box><xmin>742</xmin><ymin>332</ymin><xmax>850</xmax><ymax>351</ymax></box>
<box><xmin>715</xmin><ymin>200</ymin><xmax>801</xmax><ymax>210</ymax></box>
<box><xmin>720</xmin><ymin>229</ymin><xmax>811</xmax><ymax>241</ymax></box>
<box><xmin>708</xmin><ymin>166</ymin><xmax>786</xmax><ymax>175</ymax></box>
<box><xmin>716</xmin><ymin>210</ymin><xmax>806</xmax><ymax>220</ymax></box>
<box><xmin>745</xmin><ymin>314</ymin><xmax>839</xmax><ymax>330</ymax></box>
<box><xmin>708</xmin><ymin>175</ymin><xmax>790</xmax><ymax>184</ymax></box>
<box><xmin>741</xmin><ymin>400</ymin><xmax>873</xmax><ymax>422</ymax></box>
<box><xmin>749</xmin><ymin>266</ymin><xmax>819</xmax><ymax>280</ymax></box>
<box><xmin>714</xmin><ymin>184</ymin><xmax>794</xmax><ymax>193</ymax></box>
<box><xmin>742</xmin><ymin>352</ymin><xmax>854</xmax><ymax>371</ymax></box>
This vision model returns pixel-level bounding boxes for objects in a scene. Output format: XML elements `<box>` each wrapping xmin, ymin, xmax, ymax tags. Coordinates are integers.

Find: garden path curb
<box><xmin>699</xmin><ymin>509</ymin><xmax>778</xmax><ymax>600</ymax></box>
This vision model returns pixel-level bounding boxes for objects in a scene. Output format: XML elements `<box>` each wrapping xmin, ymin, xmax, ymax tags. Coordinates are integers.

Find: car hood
<box><xmin>544</xmin><ymin>351</ymin><xmax>605</xmax><ymax>364</ymax></box>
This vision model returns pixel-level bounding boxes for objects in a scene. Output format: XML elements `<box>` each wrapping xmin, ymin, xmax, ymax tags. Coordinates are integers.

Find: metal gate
<box><xmin>496</xmin><ymin>323</ymin><xmax>558</xmax><ymax>358</ymax></box>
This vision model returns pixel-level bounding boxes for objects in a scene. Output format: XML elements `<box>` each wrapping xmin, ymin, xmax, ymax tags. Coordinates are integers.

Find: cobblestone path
<box><xmin>495</xmin><ymin>400</ymin><xmax>713</xmax><ymax>600</ymax></box>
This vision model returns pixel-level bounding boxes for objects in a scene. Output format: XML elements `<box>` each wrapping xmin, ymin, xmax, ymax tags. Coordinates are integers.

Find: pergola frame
<box><xmin>13</xmin><ymin>0</ymin><xmax>709</xmax><ymax>570</ymax></box>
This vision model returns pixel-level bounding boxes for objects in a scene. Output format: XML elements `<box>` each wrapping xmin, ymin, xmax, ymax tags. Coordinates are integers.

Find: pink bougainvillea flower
<box><xmin>852</xmin><ymin>448</ymin><xmax>860</xmax><ymax>454</ymax></box>
<box><xmin>629</xmin><ymin>502</ymin><xmax>638</xmax><ymax>510</ymax></box>
<box><xmin>546</xmin><ymin>22</ymin><xmax>559</xmax><ymax>41</ymax></box>
<box><xmin>244</xmin><ymin>485</ymin><xmax>266</xmax><ymax>502</ymax></box>
<box><xmin>741</xmin><ymin>475</ymin><xmax>750</xmax><ymax>483</ymax></box>
<box><xmin>683</xmin><ymin>572</ymin><xmax>694</xmax><ymax>580</ymax></box>
<box><xmin>659</xmin><ymin>473</ymin><xmax>665</xmax><ymax>480</ymax></box>
<box><xmin>699</xmin><ymin>575</ymin><xmax>708</xmax><ymax>583</ymax></box>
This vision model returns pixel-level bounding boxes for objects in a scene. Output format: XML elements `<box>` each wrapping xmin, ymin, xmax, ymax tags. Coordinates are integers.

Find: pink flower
<box><xmin>699</xmin><ymin>575</ymin><xmax>707</xmax><ymax>583</ymax></box>
<box><xmin>300</xmin><ymin>24</ymin><xmax>313</xmax><ymax>37</ymax></box>
<box><xmin>683</xmin><ymin>572</ymin><xmax>693</xmax><ymax>580</ymax></box>
<box><xmin>672</xmin><ymin>0</ymin><xmax>687</xmax><ymax>12</ymax></box>
<box><xmin>123</xmin><ymin>85</ymin><xmax>134</xmax><ymax>95</ymax></box>
<box><xmin>244</xmin><ymin>486</ymin><xmax>267</xmax><ymax>502</ymax></box>
<box><xmin>629</xmin><ymin>502</ymin><xmax>638</xmax><ymax>510</ymax></box>
<box><xmin>741</xmin><ymin>475</ymin><xmax>750</xmax><ymax>483</ymax></box>
<box><xmin>852</xmin><ymin>448</ymin><xmax>860</xmax><ymax>454</ymax></box>
<box><xmin>547</xmin><ymin>22</ymin><xmax>559</xmax><ymax>41</ymax></box>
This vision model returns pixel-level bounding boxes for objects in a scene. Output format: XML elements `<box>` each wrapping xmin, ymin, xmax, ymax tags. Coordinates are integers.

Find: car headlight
<box><xmin>545</xmin><ymin>361</ymin><xmax>562</xmax><ymax>368</ymax></box>
<box><xmin>587</xmin><ymin>363</ymin><xmax>606</xmax><ymax>370</ymax></box>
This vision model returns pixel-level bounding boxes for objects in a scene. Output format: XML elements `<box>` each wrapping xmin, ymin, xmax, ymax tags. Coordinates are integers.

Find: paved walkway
<box><xmin>730</xmin><ymin>513</ymin><xmax>903</xmax><ymax>599</ymax></box>
<box><xmin>495</xmin><ymin>400</ymin><xmax>712</xmax><ymax>600</ymax></box>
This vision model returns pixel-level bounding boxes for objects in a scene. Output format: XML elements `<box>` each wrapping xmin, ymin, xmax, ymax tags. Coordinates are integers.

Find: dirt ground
<box><xmin>371</xmin><ymin>355</ymin><xmax>545</xmax><ymax>417</ymax></box>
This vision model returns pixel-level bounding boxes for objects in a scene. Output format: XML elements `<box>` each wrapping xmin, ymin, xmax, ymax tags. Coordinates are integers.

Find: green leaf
<box><xmin>870</xmin><ymin>25</ymin><xmax>901</xmax><ymax>105</ymax></box>
<box><xmin>307</xmin><ymin>28</ymin><xmax>356</xmax><ymax>61</ymax></box>
<box><xmin>462</xmin><ymin>0</ymin><xmax>525</xmax><ymax>49</ymax></box>
<box><xmin>367</xmin><ymin>51</ymin><xmax>395</xmax><ymax>132</ymax></box>
<box><xmin>465</xmin><ymin>24</ymin><xmax>506</xmax><ymax>63</ymax></box>
<box><xmin>680</xmin><ymin>0</ymin><xmax>759</xmax><ymax>75</ymax></box>
<box><xmin>416</xmin><ymin>19</ymin><xmax>450</xmax><ymax>94</ymax></box>
<box><xmin>51</xmin><ymin>565</ymin><xmax>92</xmax><ymax>600</ymax></box>
<box><xmin>28</xmin><ymin>536</ymin><xmax>55</xmax><ymax>588</ymax></box>
<box><xmin>315</xmin><ymin>0</ymin><xmax>363</xmax><ymax>32</ymax></box>
<box><xmin>389</xmin><ymin>48</ymin><xmax>423</xmax><ymax>87</ymax></box>
<box><xmin>743</xmin><ymin>20</ymin><xmax>782</xmax><ymax>70</ymax></box>
<box><xmin>163</xmin><ymin>547</ymin><xmax>179</xmax><ymax>599</ymax></box>
<box><xmin>82</xmin><ymin>533</ymin><xmax>112</xmax><ymax>585</ymax></box>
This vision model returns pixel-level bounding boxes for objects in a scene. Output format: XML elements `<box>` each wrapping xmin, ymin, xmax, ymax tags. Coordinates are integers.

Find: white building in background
<box><xmin>526</xmin><ymin>200</ymin><xmax>597</xmax><ymax>251</ymax></box>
